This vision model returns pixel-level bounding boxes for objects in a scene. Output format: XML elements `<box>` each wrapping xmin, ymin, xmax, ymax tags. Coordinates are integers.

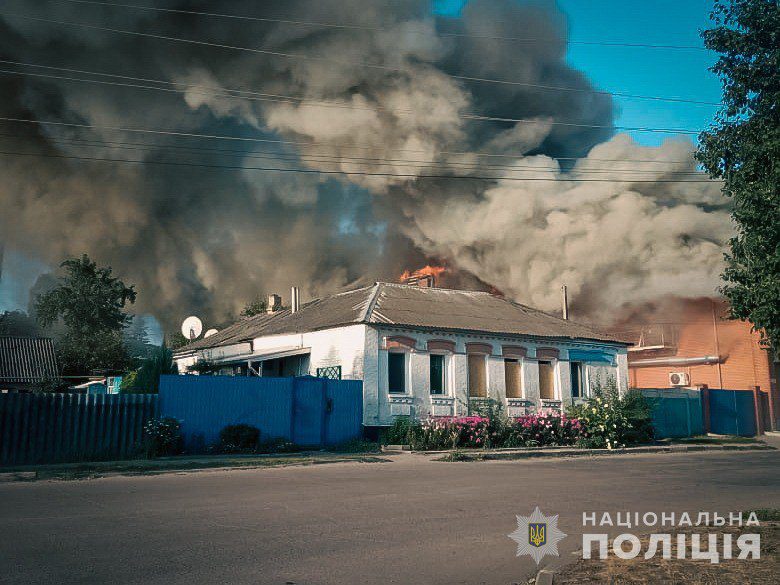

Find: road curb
<box><xmin>535</xmin><ymin>569</ymin><xmax>554</xmax><ymax>585</ymax></box>
<box><xmin>423</xmin><ymin>443</ymin><xmax>774</xmax><ymax>461</ymax></box>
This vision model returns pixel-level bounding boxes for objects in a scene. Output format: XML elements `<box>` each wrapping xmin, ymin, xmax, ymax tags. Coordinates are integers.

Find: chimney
<box><xmin>403</xmin><ymin>274</ymin><xmax>435</xmax><ymax>288</ymax></box>
<box><xmin>266</xmin><ymin>294</ymin><xmax>282</xmax><ymax>314</ymax></box>
<box><xmin>291</xmin><ymin>286</ymin><xmax>300</xmax><ymax>314</ymax></box>
<box><xmin>561</xmin><ymin>284</ymin><xmax>569</xmax><ymax>320</ymax></box>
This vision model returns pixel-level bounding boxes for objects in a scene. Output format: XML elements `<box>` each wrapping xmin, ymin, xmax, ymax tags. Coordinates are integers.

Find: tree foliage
<box><xmin>0</xmin><ymin>310</ymin><xmax>40</xmax><ymax>337</ymax></box>
<box><xmin>240</xmin><ymin>296</ymin><xmax>268</xmax><ymax>317</ymax></box>
<box><xmin>121</xmin><ymin>343</ymin><xmax>179</xmax><ymax>394</ymax></box>
<box><xmin>696</xmin><ymin>0</ymin><xmax>780</xmax><ymax>352</ymax></box>
<box><xmin>35</xmin><ymin>255</ymin><xmax>137</xmax><ymax>374</ymax></box>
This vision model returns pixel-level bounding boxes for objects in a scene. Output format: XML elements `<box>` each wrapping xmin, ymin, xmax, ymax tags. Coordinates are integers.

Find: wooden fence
<box><xmin>0</xmin><ymin>393</ymin><xmax>158</xmax><ymax>466</ymax></box>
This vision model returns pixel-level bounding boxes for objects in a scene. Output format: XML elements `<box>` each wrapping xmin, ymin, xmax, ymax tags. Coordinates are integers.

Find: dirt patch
<box><xmin>556</xmin><ymin>523</ymin><xmax>779</xmax><ymax>584</ymax></box>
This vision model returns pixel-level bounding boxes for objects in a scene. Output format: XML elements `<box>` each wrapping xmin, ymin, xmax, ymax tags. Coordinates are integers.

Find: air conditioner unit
<box><xmin>669</xmin><ymin>372</ymin><xmax>689</xmax><ymax>386</ymax></box>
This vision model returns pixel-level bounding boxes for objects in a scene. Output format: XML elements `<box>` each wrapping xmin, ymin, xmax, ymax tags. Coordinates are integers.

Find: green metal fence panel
<box><xmin>0</xmin><ymin>393</ymin><xmax>158</xmax><ymax>466</ymax></box>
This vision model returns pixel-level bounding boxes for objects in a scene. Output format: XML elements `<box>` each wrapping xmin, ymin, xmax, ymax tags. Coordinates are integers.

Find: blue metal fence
<box><xmin>0</xmin><ymin>393</ymin><xmax>157</xmax><ymax>466</ymax></box>
<box><xmin>708</xmin><ymin>389</ymin><xmax>757</xmax><ymax>436</ymax></box>
<box><xmin>158</xmin><ymin>375</ymin><xmax>363</xmax><ymax>449</ymax></box>
<box><xmin>640</xmin><ymin>388</ymin><xmax>704</xmax><ymax>438</ymax></box>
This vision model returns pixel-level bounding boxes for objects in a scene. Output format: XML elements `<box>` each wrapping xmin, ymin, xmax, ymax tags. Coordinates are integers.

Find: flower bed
<box><xmin>392</xmin><ymin>411</ymin><xmax>586</xmax><ymax>451</ymax></box>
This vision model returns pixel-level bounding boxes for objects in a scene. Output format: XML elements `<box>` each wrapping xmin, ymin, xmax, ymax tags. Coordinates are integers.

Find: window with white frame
<box><xmin>468</xmin><ymin>354</ymin><xmax>487</xmax><ymax>397</ymax></box>
<box><xmin>387</xmin><ymin>352</ymin><xmax>406</xmax><ymax>394</ymax></box>
<box><xmin>429</xmin><ymin>354</ymin><xmax>445</xmax><ymax>395</ymax></box>
<box><xmin>570</xmin><ymin>361</ymin><xmax>585</xmax><ymax>398</ymax></box>
<box><xmin>538</xmin><ymin>360</ymin><xmax>556</xmax><ymax>399</ymax></box>
<box><xmin>504</xmin><ymin>358</ymin><xmax>523</xmax><ymax>398</ymax></box>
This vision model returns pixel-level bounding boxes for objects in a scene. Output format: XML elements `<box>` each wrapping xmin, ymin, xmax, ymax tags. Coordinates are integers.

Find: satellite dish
<box><xmin>181</xmin><ymin>316</ymin><xmax>203</xmax><ymax>341</ymax></box>
<box><xmin>204</xmin><ymin>328</ymin><xmax>219</xmax><ymax>338</ymax></box>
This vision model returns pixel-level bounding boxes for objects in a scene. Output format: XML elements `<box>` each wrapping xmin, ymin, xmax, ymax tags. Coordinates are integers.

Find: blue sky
<box><xmin>436</xmin><ymin>0</ymin><xmax>722</xmax><ymax>146</ymax></box>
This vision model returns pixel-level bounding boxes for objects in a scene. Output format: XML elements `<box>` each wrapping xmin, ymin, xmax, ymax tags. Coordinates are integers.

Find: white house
<box><xmin>173</xmin><ymin>282</ymin><xmax>631</xmax><ymax>430</ymax></box>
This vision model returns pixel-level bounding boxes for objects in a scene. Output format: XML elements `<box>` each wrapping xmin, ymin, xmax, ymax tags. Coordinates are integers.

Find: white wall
<box><xmin>366</xmin><ymin>326</ymin><xmax>629</xmax><ymax>426</ymax></box>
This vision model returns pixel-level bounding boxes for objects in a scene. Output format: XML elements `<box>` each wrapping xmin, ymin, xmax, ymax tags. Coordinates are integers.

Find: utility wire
<box><xmin>0</xmin><ymin>116</ymin><xmax>703</xmax><ymax>167</ymax></box>
<box><xmin>0</xmin><ymin>65</ymin><xmax>702</xmax><ymax>135</ymax></box>
<box><xmin>0</xmin><ymin>139</ymin><xmax>704</xmax><ymax>178</ymax></box>
<box><xmin>58</xmin><ymin>0</ymin><xmax>710</xmax><ymax>51</ymax></box>
<box><xmin>0</xmin><ymin>12</ymin><xmax>716</xmax><ymax>106</ymax></box>
<box><xmin>0</xmin><ymin>133</ymin><xmax>705</xmax><ymax>176</ymax></box>
<box><xmin>0</xmin><ymin>149</ymin><xmax>715</xmax><ymax>182</ymax></box>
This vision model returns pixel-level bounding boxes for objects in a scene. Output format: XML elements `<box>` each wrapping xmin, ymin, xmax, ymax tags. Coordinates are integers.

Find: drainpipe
<box><xmin>711</xmin><ymin>299</ymin><xmax>724</xmax><ymax>389</ymax></box>
<box><xmin>561</xmin><ymin>284</ymin><xmax>569</xmax><ymax>320</ymax></box>
<box><xmin>630</xmin><ymin>355</ymin><xmax>721</xmax><ymax>367</ymax></box>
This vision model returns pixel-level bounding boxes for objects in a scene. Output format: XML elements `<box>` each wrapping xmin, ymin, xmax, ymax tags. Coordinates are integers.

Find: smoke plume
<box><xmin>0</xmin><ymin>0</ymin><xmax>731</xmax><ymax>328</ymax></box>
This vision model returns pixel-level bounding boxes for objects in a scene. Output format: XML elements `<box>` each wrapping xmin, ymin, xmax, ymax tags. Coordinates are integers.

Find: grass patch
<box><xmin>557</xmin><ymin>522</ymin><xmax>779</xmax><ymax>584</ymax></box>
<box><xmin>3</xmin><ymin>453</ymin><xmax>390</xmax><ymax>481</ymax></box>
<box><xmin>750</xmin><ymin>508</ymin><xmax>780</xmax><ymax>522</ymax></box>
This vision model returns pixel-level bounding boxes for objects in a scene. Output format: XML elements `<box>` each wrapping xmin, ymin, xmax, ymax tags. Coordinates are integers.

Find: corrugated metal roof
<box><xmin>0</xmin><ymin>336</ymin><xmax>59</xmax><ymax>383</ymax></box>
<box><xmin>175</xmin><ymin>283</ymin><xmax>628</xmax><ymax>356</ymax></box>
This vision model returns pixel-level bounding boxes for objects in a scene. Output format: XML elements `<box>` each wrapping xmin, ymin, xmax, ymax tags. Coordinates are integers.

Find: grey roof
<box><xmin>0</xmin><ymin>337</ymin><xmax>59</xmax><ymax>383</ymax></box>
<box><xmin>176</xmin><ymin>283</ymin><xmax>628</xmax><ymax>355</ymax></box>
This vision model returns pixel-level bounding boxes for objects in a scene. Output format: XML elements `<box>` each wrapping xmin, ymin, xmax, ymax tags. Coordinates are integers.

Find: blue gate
<box><xmin>159</xmin><ymin>375</ymin><xmax>363</xmax><ymax>449</ymax></box>
<box><xmin>640</xmin><ymin>388</ymin><xmax>704</xmax><ymax>438</ymax></box>
<box><xmin>708</xmin><ymin>389</ymin><xmax>757</xmax><ymax>436</ymax></box>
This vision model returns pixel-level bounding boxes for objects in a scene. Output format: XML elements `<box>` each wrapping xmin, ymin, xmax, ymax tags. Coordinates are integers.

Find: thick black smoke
<box><xmin>0</xmin><ymin>0</ymin><xmax>729</xmax><ymax>327</ymax></box>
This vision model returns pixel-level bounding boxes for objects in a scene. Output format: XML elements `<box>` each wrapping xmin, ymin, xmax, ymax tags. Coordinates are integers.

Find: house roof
<box><xmin>177</xmin><ymin>283</ymin><xmax>629</xmax><ymax>355</ymax></box>
<box><xmin>0</xmin><ymin>336</ymin><xmax>59</xmax><ymax>384</ymax></box>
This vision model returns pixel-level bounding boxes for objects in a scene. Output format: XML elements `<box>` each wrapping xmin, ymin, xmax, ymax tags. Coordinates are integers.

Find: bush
<box><xmin>143</xmin><ymin>417</ymin><xmax>183</xmax><ymax>458</ymax></box>
<box><xmin>382</xmin><ymin>416</ymin><xmax>415</xmax><ymax>445</ymax></box>
<box><xmin>567</xmin><ymin>377</ymin><xmax>654</xmax><ymax>449</ymax></box>
<box><xmin>393</xmin><ymin>412</ymin><xmax>585</xmax><ymax>451</ymax></box>
<box><xmin>503</xmin><ymin>412</ymin><xmax>584</xmax><ymax>448</ymax></box>
<box><xmin>219</xmin><ymin>424</ymin><xmax>261</xmax><ymax>452</ymax></box>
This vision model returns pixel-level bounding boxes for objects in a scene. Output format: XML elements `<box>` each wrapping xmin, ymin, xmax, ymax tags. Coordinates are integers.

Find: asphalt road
<box><xmin>1</xmin><ymin>450</ymin><xmax>779</xmax><ymax>585</ymax></box>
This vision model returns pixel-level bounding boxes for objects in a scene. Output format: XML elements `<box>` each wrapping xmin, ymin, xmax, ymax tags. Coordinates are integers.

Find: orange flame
<box><xmin>399</xmin><ymin>264</ymin><xmax>446</xmax><ymax>282</ymax></box>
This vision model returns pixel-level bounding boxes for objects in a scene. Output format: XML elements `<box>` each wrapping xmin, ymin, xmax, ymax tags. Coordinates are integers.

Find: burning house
<box><xmin>173</xmin><ymin>282</ymin><xmax>630</xmax><ymax>431</ymax></box>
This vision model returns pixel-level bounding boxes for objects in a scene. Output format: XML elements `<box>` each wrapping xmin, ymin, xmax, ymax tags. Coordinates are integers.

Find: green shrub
<box><xmin>219</xmin><ymin>424</ymin><xmax>261</xmax><ymax>452</ymax></box>
<box><xmin>382</xmin><ymin>416</ymin><xmax>415</xmax><ymax>445</ymax></box>
<box><xmin>567</xmin><ymin>377</ymin><xmax>654</xmax><ymax>449</ymax></box>
<box><xmin>143</xmin><ymin>417</ymin><xmax>183</xmax><ymax>458</ymax></box>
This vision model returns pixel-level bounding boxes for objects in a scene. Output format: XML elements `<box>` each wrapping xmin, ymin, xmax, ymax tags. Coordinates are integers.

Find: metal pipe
<box><xmin>291</xmin><ymin>286</ymin><xmax>300</xmax><ymax>313</ymax></box>
<box><xmin>630</xmin><ymin>355</ymin><xmax>721</xmax><ymax>367</ymax></box>
<box><xmin>561</xmin><ymin>284</ymin><xmax>569</xmax><ymax>320</ymax></box>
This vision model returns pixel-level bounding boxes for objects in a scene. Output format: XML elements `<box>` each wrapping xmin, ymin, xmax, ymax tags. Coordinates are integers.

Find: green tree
<box><xmin>696</xmin><ymin>0</ymin><xmax>780</xmax><ymax>353</ymax></box>
<box><xmin>121</xmin><ymin>343</ymin><xmax>178</xmax><ymax>394</ymax></box>
<box><xmin>0</xmin><ymin>310</ymin><xmax>41</xmax><ymax>337</ymax></box>
<box><xmin>240</xmin><ymin>296</ymin><xmax>267</xmax><ymax>317</ymax></box>
<box><xmin>35</xmin><ymin>255</ymin><xmax>137</xmax><ymax>374</ymax></box>
<box><xmin>123</xmin><ymin>315</ymin><xmax>154</xmax><ymax>360</ymax></box>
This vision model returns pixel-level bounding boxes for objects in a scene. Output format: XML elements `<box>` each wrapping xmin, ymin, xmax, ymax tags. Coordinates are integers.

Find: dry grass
<box><xmin>556</xmin><ymin>522</ymin><xmax>779</xmax><ymax>584</ymax></box>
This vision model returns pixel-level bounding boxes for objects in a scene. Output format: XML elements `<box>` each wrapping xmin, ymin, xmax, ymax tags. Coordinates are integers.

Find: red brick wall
<box><xmin>627</xmin><ymin>300</ymin><xmax>773</xmax><ymax>392</ymax></box>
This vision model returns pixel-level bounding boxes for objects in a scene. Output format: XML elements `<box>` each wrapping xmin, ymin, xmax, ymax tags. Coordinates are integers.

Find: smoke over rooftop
<box><xmin>0</xmin><ymin>0</ymin><xmax>731</xmax><ymax>328</ymax></box>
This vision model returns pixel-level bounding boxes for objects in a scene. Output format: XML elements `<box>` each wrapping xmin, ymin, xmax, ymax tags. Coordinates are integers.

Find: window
<box><xmin>468</xmin><ymin>354</ymin><xmax>487</xmax><ymax>397</ymax></box>
<box><xmin>570</xmin><ymin>362</ymin><xmax>584</xmax><ymax>398</ymax></box>
<box><xmin>538</xmin><ymin>360</ymin><xmax>555</xmax><ymax>400</ymax></box>
<box><xmin>387</xmin><ymin>353</ymin><xmax>406</xmax><ymax>394</ymax></box>
<box><xmin>429</xmin><ymin>354</ymin><xmax>445</xmax><ymax>395</ymax></box>
<box><xmin>316</xmin><ymin>366</ymin><xmax>342</xmax><ymax>380</ymax></box>
<box><xmin>504</xmin><ymin>359</ymin><xmax>522</xmax><ymax>398</ymax></box>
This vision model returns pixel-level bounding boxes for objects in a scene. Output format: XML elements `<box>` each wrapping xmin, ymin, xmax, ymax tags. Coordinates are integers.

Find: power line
<box><xmin>0</xmin><ymin>116</ymin><xmax>702</xmax><ymax>167</ymax></box>
<box><xmin>0</xmin><ymin>148</ymin><xmax>715</xmax><ymax>182</ymax></box>
<box><xmin>0</xmin><ymin>57</ymin><xmax>722</xmax><ymax>112</ymax></box>
<box><xmin>58</xmin><ymin>0</ymin><xmax>710</xmax><ymax>51</ymax></box>
<box><xmin>0</xmin><ymin>133</ymin><xmax>705</xmax><ymax>176</ymax></box>
<box><xmin>0</xmin><ymin>12</ymin><xmax>716</xmax><ymax>106</ymax></box>
<box><xmin>0</xmin><ymin>64</ymin><xmax>703</xmax><ymax>135</ymax></box>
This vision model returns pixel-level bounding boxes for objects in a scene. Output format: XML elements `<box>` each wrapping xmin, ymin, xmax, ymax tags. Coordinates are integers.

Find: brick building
<box><xmin>617</xmin><ymin>299</ymin><xmax>778</xmax><ymax>430</ymax></box>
